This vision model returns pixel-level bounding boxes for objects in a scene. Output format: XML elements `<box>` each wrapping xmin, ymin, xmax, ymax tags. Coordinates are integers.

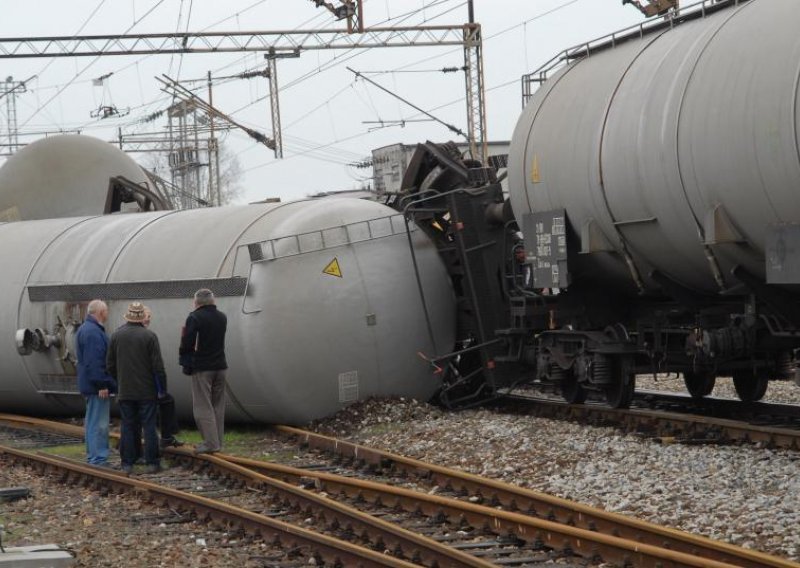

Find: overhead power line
<box><xmin>157</xmin><ymin>74</ymin><xmax>276</xmax><ymax>151</ymax></box>
<box><xmin>348</xmin><ymin>66</ymin><xmax>467</xmax><ymax>141</ymax></box>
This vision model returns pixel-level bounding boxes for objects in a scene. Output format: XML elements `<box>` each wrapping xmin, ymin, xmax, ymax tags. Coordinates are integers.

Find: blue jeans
<box><xmin>119</xmin><ymin>400</ymin><xmax>159</xmax><ymax>467</ymax></box>
<box><xmin>84</xmin><ymin>395</ymin><xmax>111</xmax><ymax>465</ymax></box>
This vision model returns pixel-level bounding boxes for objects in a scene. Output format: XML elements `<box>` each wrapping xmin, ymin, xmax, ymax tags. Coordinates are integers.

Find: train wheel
<box><xmin>732</xmin><ymin>373</ymin><xmax>768</xmax><ymax>403</ymax></box>
<box><xmin>560</xmin><ymin>373</ymin><xmax>587</xmax><ymax>405</ymax></box>
<box><xmin>604</xmin><ymin>373</ymin><xmax>635</xmax><ymax>409</ymax></box>
<box><xmin>683</xmin><ymin>371</ymin><xmax>716</xmax><ymax>399</ymax></box>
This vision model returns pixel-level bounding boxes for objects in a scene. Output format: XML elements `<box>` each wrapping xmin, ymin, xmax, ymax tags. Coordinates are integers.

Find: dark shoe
<box><xmin>121</xmin><ymin>464</ymin><xmax>134</xmax><ymax>475</ymax></box>
<box><xmin>145</xmin><ymin>464</ymin><xmax>162</xmax><ymax>474</ymax></box>
<box><xmin>160</xmin><ymin>437</ymin><xmax>185</xmax><ymax>449</ymax></box>
<box><xmin>193</xmin><ymin>445</ymin><xmax>218</xmax><ymax>455</ymax></box>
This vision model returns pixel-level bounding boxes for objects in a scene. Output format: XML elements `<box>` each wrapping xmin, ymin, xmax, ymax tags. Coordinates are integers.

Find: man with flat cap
<box><xmin>179</xmin><ymin>288</ymin><xmax>228</xmax><ymax>454</ymax></box>
<box><xmin>108</xmin><ymin>301</ymin><xmax>167</xmax><ymax>475</ymax></box>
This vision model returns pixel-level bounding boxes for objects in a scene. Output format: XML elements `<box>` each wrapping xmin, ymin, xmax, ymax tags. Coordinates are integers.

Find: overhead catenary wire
<box><xmin>165</xmin><ymin>0</ymin><xmax>464</xmax><ymax>166</ymax></box>
<box><xmin>18</xmin><ymin>0</ymin><xmax>171</xmax><ymax>130</ymax></box>
<box><xmin>23</xmin><ymin>0</ymin><xmax>312</xmax><ymax>136</ymax></box>
<box><xmin>8</xmin><ymin>0</ymin><xmax>459</xmax><ymax>154</ymax></box>
<box><xmin>110</xmin><ymin>8</ymin><xmax>334</xmax><ymax>134</ymax></box>
<box><xmin>220</xmin><ymin>0</ymin><xmax>463</xmax><ymax>124</ymax></box>
<box><xmin>348</xmin><ymin>66</ymin><xmax>467</xmax><ymax>140</ymax></box>
<box><xmin>9</xmin><ymin>0</ymin><xmax>585</xmax><ymax>176</ymax></box>
<box><xmin>157</xmin><ymin>74</ymin><xmax>276</xmax><ymax>150</ymax></box>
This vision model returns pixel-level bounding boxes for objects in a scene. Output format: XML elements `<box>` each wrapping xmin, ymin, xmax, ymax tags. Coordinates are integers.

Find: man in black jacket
<box><xmin>108</xmin><ymin>302</ymin><xmax>167</xmax><ymax>474</ymax></box>
<box><xmin>144</xmin><ymin>306</ymin><xmax>183</xmax><ymax>449</ymax></box>
<box><xmin>179</xmin><ymin>288</ymin><xmax>228</xmax><ymax>454</ymax></box>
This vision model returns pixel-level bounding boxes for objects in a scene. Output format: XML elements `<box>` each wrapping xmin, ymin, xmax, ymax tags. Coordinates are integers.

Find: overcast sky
<box><xmin>0</xmin><ymin>0</ymin><xmax>644</xmax><ymax>203</ymax></box>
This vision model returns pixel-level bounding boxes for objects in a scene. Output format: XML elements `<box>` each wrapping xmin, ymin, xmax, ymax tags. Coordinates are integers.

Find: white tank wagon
<box><xmin>509</xmin><ymin>0</ymin><xmax>800</xmax><ymax>296</ymax></box>
<box><xmin>0</xmin><ymin>135</ymin><xmax>170</xmax><ymax>221</ymax></box>
<box><xmin>1</xmin><ymin>199</ymin><xmax>456</xmax><ymax>424</ymax></box>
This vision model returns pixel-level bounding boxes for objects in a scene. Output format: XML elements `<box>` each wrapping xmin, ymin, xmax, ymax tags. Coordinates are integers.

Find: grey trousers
<box><xmin>191</xmin><ymin>370</ymin><xmax>227</xmax><ymax>451</ymax></box>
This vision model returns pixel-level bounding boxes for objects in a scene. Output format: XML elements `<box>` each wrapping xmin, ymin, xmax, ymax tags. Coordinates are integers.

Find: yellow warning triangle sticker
<box><xmin>322</xmin><ymin>257</ymin><xmax>342</xmax><ymax>278</ymax></box>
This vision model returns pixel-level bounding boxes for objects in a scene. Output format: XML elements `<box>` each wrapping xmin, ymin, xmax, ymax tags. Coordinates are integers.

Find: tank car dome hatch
<box><xmin>0</xmin><ymin>134</ymin><xmax>169</xmax><ymax>222</ymax></box>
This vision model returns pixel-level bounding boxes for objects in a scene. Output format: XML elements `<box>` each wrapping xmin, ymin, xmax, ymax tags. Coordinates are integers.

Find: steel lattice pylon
<box><xmin>1</xmin><ymin>77</ymin><xmax>28</xmax><ymax>155</ymax></box>
<box><xmin>463</xmin><ymin>24</ymin><xmax>487</xmax><ymax>163</ymax></box>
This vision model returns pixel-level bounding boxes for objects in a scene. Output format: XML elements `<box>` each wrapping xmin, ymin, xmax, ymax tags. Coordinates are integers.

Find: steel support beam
<box><xmin>0</xmin><ymin>26</ymin><xmax>467</xmax><ymax>58</ymax></box>
<box><xmin>1</xmin><ymin>78</ymin><xmax>27</xmax><ymax>154</ymax></box>
<box><xmin>463</xmin><ymin>24</ymin><xmax>487</xmax><ymax>163</ymax></box>
<box><xmin>266</xmin><ymin>58</ymin><xmax>283</xmax><ymax>159</ymax></box>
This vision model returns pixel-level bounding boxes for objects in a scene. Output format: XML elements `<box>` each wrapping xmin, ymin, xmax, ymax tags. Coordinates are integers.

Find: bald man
<box><xmin>76</xmin><ymin>299</ymin><xmax>117</xmax><ymax>467</ymax></box>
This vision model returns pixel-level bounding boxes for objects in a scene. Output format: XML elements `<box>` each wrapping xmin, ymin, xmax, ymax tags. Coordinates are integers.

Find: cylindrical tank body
<box><xmin>0</xmin><ymin>199</ymin><xmax>455</xmax><ymax>425</ymax></box>
<box><xmin>509</xmin><ymin>0</ymin><xmax>800</xmax><ymax>294</ymax></box>
<box><xmin>0</xmin><ymin>135</ymin><xmax>153</xmax><ymax>221</ymax></box>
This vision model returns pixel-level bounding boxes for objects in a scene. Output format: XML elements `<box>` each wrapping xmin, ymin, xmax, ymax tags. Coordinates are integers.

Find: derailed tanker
<box><xmin>395</xmin><ymin>0</ymin><xmax>800</xmax><ymax>408</ymax></box>
<box><xmin>1</xmin><ymin>199</ymin><xmax>455</xmax><ymax>424</ymax></box>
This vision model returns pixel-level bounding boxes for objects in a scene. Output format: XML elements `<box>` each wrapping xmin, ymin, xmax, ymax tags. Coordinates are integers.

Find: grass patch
<box><xmin>36</xmin><ymin>427</ymin><xmax>274</xmax><ymax>460</ymax></box>
<box><xmin>360</xmin><ymin>422</ymin><xmax>400</xmax><ymax>437</ymax></box>
<box><xmin>176</xmin><ymin>426</ymin><xmax>271</xmax><ymax>447</ymax></box>
<box><xmin>39</xmin><ymin>443</ymin><xmax>85</xmax><ymax>460</ymax></box>
<box><xmin>257</xmin><ymin>449</ymin><xmax>299</xmax><ymax>462</ymax></box>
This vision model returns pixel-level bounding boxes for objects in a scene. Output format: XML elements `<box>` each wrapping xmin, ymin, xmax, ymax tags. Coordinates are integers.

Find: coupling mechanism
<box><xmin>15</xmin><ymin>328</ymin><xmax>61</xmax><ymax>356</ymax></box>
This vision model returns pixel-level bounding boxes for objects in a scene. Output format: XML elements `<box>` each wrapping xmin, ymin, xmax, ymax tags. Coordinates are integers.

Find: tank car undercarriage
<box><xmin>396</xmin><ymin>142</ymin><xmax>800</xmax><ymax>409</ymax></box>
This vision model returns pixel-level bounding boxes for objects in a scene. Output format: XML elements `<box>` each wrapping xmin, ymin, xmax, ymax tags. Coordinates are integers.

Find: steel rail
<box><xmin>214</xmin><ymin>452</ymin><xmax>763</xmax><ymax>568</ymax></box>
<box><xmin>274</xmin><ymin>425</ymin><xmax>800</xmax><ymax>568</ymax></box>
<box><xmin>4</xmin><ymin>414</ymin><xmax>797</xmax><ymax>566</ymax></box>
<box><xmin>634</xmin><ymin>389</ymin><xmax>800</xmax><ymax>420</ymax></box>
<box><xmin>169</xmin><ymin>449</ymin><xmax>495</xmax><ymax>568</ymax></box>
<box><xmin>0</xmin><ymin>444</ymin><xmax>419</xmax><ymax>568</ymax></box>
<box><xmin>0</xmin><ymin>415</ymin><xmax>491</xmax><ymax>567</ymax></box>
<box><xmin>503</xmin><ymin>394</ymin><xmax>800</xmax><ymax>450</ymax></box>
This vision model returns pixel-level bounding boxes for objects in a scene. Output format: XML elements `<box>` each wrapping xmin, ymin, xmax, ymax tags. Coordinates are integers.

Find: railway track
<box><xmin>497</xmin><ymin>390</ymin><xmax>800</xmax><ymax>450</ymax></box>
<box><xmin>1</xmin><ymin>414</ymin><xmax>797</xmax><ymax>567</ymax></box>
<box><xmin>635</xmin><ymin>389</ymin><xmax>800</xmax><ymax>425</ymax></box>
<box><xmin>0</xmin><ymin>419</ymin><xmax>422</xmax><ymax>568</ymax></box>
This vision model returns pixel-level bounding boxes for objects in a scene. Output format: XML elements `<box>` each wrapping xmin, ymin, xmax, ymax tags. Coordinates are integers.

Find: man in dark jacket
<box><xmin>179</xmin><ymin>288</ymin><xmax>228</xmax><ymax>454</ymax></box>
<box><xmin>144</xmin><ymin>306</ymin><xmax>183</xmax><ymax>449</ymax></box>
<box><xmin>76</xmin><ymin>299</ymin><xmax>117</xmax><ymax>467</ymax></box>
<box><xmin>108</xmin><ymin>301</ymin><xmax>167</xmax><ymax>474</ymax></box>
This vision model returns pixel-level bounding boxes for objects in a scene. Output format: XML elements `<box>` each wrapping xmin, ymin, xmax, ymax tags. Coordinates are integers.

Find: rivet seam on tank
<box><xmin>322</xmin><ymin>257</ymin><xmax>343</xmax><ymax>278</ymax></box>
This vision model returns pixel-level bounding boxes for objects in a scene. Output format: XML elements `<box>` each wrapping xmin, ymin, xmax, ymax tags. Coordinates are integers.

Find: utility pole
<box><xmin>207</xmin><ymin>71</ymin><xmax>221</xmax><ymax>206</ymax></box>
<box><xmin>266</xmin><ymin>56</ymin><xmax>283</xmax><ymax>159</ymax></box>
<box><xmin>463</xmin><ymin>0</ymin><xmax>487</xmax><ymax>163</ymax></box>
<box><xmin>1</xmin><ymin>76</ymin><xmax>31</xmax><ymax>155</ymax></box>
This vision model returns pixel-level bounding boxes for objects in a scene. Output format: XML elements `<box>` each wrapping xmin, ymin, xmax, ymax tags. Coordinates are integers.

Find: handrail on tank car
<box><xmin>235</xmin><ymin>213</ymin><xmax>413</xmax><ymax>314</ymax></box>
<box><xmin>232</xmin><ymin>213</ymin><xmax>413</xmax><ymax>274</ymax></box>
<box><xmin>520</xmin><ymin>0</ymin><xmax>751</xmax><ymax>106</ymax></box>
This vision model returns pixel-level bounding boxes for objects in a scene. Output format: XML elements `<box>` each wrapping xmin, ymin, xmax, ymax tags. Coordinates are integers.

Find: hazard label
<box><xmin>530</xmin><ymin>154</ymin><xmax>541</xmax><ymax>184</ymax></box>
<box><xmin>322</xmin><ymin>258</ymin><xmax>342</xmax><ymax>278</ymax></box>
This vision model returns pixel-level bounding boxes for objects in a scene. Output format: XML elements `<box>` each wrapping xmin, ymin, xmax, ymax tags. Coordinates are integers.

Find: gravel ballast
<box><xmin>313</xmin><ymin>397</ymin><xmax>800</xmax><ymax>561</ymax></box>
<box><xmin>3</xmin><ymin>393</ymin><xmax>799</xmax><ymax>565</ymax></box>
<box><xmin>0</xmin><ymin>464</ymin><xmax>278</xmax><ymax>567</ymax></box>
